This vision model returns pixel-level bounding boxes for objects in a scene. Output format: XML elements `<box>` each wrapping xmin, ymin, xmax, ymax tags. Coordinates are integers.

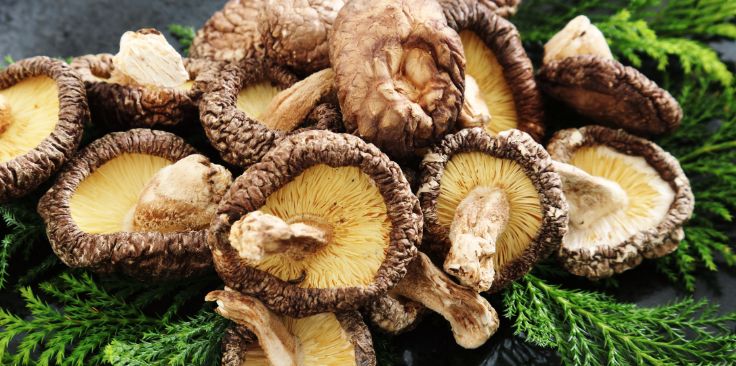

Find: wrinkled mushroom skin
<box><xmin>366</xmin><ymin>295</ymin><xmax>425</xmax><ymax>335</ymax></box>
<box><xmin>440</xmin><ymin>1</ymin><xmax>545</xmax><ymax>141</ymax></box>
<box><xmin>330</xmin><ymin>0</ymin><xmax>466</xmax><ymax>159</ymax></box>
<box><xmin>199</xmin><ymin>60</ymin><xmax>341</xmax><ymax>168</ymax></box>
<box><xmin>260</xmin><ymin>0</ymin><xmax>344</xmax><ymax>74</ymax></box>
<box><xmin>209</xmin><ymin>131</ymin><xmax>421</xmax><ymax>317</ymax></box>
<box><xmin>38</xmin><ymin>129</ymin><xmax>212</xmax><ymax>279</ymax></box>
<box><xmin>548</xmin><ymin>126</ymin><xmax>694</xmax><ymax>278</ymax></box>
<box><xmin>190</xmin><ymin>0</ymin><xmax>266</xmax><ymax>63</ymax></box>
<box><xmin>219</xmin><ymin>313</ymin><xmax>376</xmax><ymax>366</ymax></box>
<box><xmin>71</xmin><ymin>54</ymin><xmax>217</xmax><ymax>129</ymax></box>
<box><xmin>419</xmin><ymin>128</ymin><xmax>567</xmax><ymax>293</ymax></box>
<box><xmin>0</xmin><ymin>57</ymin><xmax>88</xmax><ymax>202</ymax></box>
<box><xmin>539</xmin><ymin>56</ymin><xmax>682</xmax><ymax>136</ymax></box>
<box><xmin>440</xmin><ymin>0</ymin><xmax>522</xmax><ymax>21</ymax></box>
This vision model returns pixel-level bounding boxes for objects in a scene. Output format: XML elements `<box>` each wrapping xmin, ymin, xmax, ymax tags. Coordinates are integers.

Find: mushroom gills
<box><xmin>436</xmin><ymin>152</ymin><xmax>543</xmax><ymax>288</ymax></box>
<box><xmin>230</xmin><ymin>164</ymin><xmax>391</xmax><ymax>288</ymax></box>
<box><xmin>561</xmin><ymin>146</ymin><xmax>675</xmax><ymax>251</ymax></box>
<box><xmin>460</xmin><ymin>31</ymin><xmax>517</xmax><ymax>135</ymax></box>
<box><xmin>236</xmin><ymin>81</ymin><xmax>282</xmax><ymax>119</ymax></box>
<box><xmin>0</xmin><ymin>76</ymin><xmax>59</xmax><ymax>163</ymax></box>
<box><xmin>69</xmin><ymin>153</ymin><xmax>172</xmax><ymax>234</ymax></box>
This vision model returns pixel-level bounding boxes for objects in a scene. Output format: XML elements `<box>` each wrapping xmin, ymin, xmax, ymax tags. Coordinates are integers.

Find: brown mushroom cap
<box><xmin>70</xmin><ymin>54</ymin><xmax>217</xmax><ymax>130</ymax></box>
<box><xmin>419</xmin><ymin>128</ymin><xmax>567</xmax><ymax>293</ymax></box>
<box><xmin>190</xmin><ymin>0</ymin><xmax>266</xmax><ymax>63</ymax></box>
<box><xmin>259</xmin><ymin>0</ymin><xmax>344</xmax><ymax>74</ymax></box>
<box><xmin>209</xmin><ymin>130</ymin><xmax>421</xmax><ymax>317</ymax></box>
<box><xmin>0</xmin><ymin>56</ymin><xmax>88</xmax><ymax>202</ymax></box>
<box><xmin>220</xmin><ymin>312</ymin><xmax>375</xmax><ymax>366</ymax></box>
<box><xmin>539</xmin><ymin>55</ymin><xmax>682</xmax><ymax>136</ymax></box>
<box><xmin>38</xmin><ymin>129</ymin><xmax>212</xmax><ymax>279</ymax></box>
<box><xmin>440</xmin><ymin>1</ymin><xmax>545</xmax><ymax>141</ymax></box>
<box><xmin>330</xmin><ymin>0</ymin><xmax>465</xmax><ymax>159</ymax></box>
<box><xmin>440</xmin><ymin>0</ymin><xmax>522</xmax><ymax>20</ymax></box>
<box><xmin>199</xmin><ymin>60</ymin><xmax>340</xmax><ymax>168</ymax></box>
<box><xmin>548</xmin><ymin>126</ymin><xmax>694</xmax><ymax>278</ymax></box>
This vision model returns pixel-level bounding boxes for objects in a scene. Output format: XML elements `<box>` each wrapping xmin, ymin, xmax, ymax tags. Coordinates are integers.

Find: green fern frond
<box><xmin>0</xmin><ymin>203</ymin><xmax>45</xmax><ymax>289</ymax></box>
<box><xmin>168</xmin><ymin>24</ymin><xmax>196</xmax><ymax>56</ymax></box>
<box><xmin>504</xmin><ymin>274</ymin><xmax>736</xmax><ymax>365</ymax></box>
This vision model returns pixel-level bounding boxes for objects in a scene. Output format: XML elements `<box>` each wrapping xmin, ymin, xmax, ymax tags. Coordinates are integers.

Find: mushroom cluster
<box><xmin>11</xmin><ymin>0</ymin><xmax>696</xmax><ymax>363</ymax></box>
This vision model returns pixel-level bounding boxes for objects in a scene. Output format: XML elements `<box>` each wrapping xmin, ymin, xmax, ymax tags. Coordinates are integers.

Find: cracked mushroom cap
<box><xmin>190</xmin><ymin>0</ymin><xmax>266</xmax><ymax>62</ymax></box>
<box><xmin>440</xmin><ymin>1</ymin><xmax>545</xmax><ymax>141</ymax></box>
<box><xmin>419</xmin><ymin>128</ymin><xmax>567</xmax><ymax>293</ymax></box>
<box><xmin>538</xmin><ymin>16</ymin><xmax>682</xmax><ymax>136</ymax></box>
<box><xmin>548</xmin><ymin>126</ymin><xmax>694</xmax><ymax>279</ymax></box>
<box><xmin>259</xmin><ymin>0</ymin><xmax>344</xmax><ymax>74</ymax></box>
<box><xmin>330</xmin><ymin>0</ymin><xmax>465</xmax><ymax>159</ymax></box>
<box><xmin>72</xmin><ymin>28</ymin><xmax>220</xmax><ymax>130</ymax></box>
<box><xmin>213</xmin><ymin>290</ymin><xmax>375</xmax><ymax>366</ymax></box>
<box><xmin>0</xmin><ymin>56</ymin><xmax>88</xmax><ymax>202</ymax></box>
<box><xmin>199</xmin><ymin>59</ymin><xmax>341</xmax><ymax>168</ymax></box>
<box><xmin>38</xmin><ymin>129</ymin><xmax>213</xmax><ymax>279</ymax></box>
<box><xmin>209</xmin><ymin>130</ymin><xmax>421</xmax><ymax>317</ymax></box>
<box><xmin>440</xmin><ymin>0</ymin><xmax>522</xmax><ymax>19</ymax></box>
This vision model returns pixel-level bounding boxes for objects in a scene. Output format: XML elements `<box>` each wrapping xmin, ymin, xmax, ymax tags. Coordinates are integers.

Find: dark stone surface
<box><xmin>0</xmin><ymin>1</ymin><xmax>734</xmax><ymax>366</ymax></box>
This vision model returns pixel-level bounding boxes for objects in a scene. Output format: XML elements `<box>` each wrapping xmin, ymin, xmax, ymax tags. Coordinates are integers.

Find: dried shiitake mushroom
<box><xmin>547</xmin><ymin>126</ymin><xmax>694</xmax><ymax>278</ymax></box>
<box><xmin>72</xmin><ymin>28</ymin><xmax>217</xmax><ymax>129</ymax></box>
<box><xmin>211</xmin><ymin>289</ymin><xmax>375</xmax><ymax>366</ymax></box>
<box><xmin>440</xmin><ymin>0</ymin><xmax>545</xmax><ymax>140</ymax></box>
<box><xmin>368</xmin><ymin>252</ymin><xmax>500</xmax><ymax>349</ymax></box>
<box><xmin>38</xmin><ymin>129</ymin><xmax>225</xmax><ymax>279</ymax></box>
<box><xmin>419</xmin><ymin>128</ymin><xmax>567</xmax><ymax>292</ymax></box>
<box><xmin>199</xmin><ymin>60</ymin><xmax>340</xmax><ymax>168</ymax></box>
<box><xmin>538</xmin><ymin>16</ymin><xmax>682</xmax><ymax>136</ymax></box>
<box><xmin>259</xmin><ymin>0</ymin><xmax>344</xmax><ymax>74</ymax></box>
<box><xmin>209</xmin><ymin>130</ymin><xmax>421</xmax><ymax>317</ymax></box>
<box><xmin>0</xmin><ymin>56</ymin><xmax>88</xmax><ymax>202</ymax></box>
<box><xmin>330</xmin><ymin>0</ymin><xmax>465</xmax><ymax>158</ymax></box>
<box><xmin>190</xmin><ymin>0</ymin><xmax>266</xmax><ymax>62</ymax></box>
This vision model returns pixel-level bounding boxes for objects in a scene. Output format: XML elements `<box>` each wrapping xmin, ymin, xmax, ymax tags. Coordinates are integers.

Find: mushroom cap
<box><xmin>221</xmin><ymin>311</ymin><xmax>376</xmax><ymax>366</ymax></box>
<box><xmin>71</xmin><ymin>54</ymin><xmax>218</xmax><ymax>129</ymax></box>
<box><xmin>548</xmin><ymin>126</ymin><xmax>694</xmax><ymax>278</ymax></box>
<box><xmin>190</xmin><ymin>0</ymin><xmax>266</xmax><ymax>63</ymax></box>
<box><xmin>538</xmin><ymin>55</ymin><xmax>683</xmax><ymax>136</ymax></box>
<box><xmin>0</xmin><ymin>56</ymin><xmax>88</xmax><ymax>202</ymax></box>
<box><xmin>209</xmin><ymin>130</ymin><xmax>421</xmax><ymax>317</ymax></box>
<box><xmin>329</xmin><ymin>0</ymin><xmax>466</xmax><ymax>159</ymax></box>
<box><xmin>419</xmin><ymin>128</ymin><xmax>567</xmax><ymax>293</ymax></box>
<box><xmin>440</xmin><ymin>0</ymin><xmax>522</xmax><ymax>20</ymax></box>
<box><xmin>440</xmin><ymin>1</ymin><xmax>545</xmax><ymax>141</ymax></box>
<box><xmin>38</xmin><ymin>129</ymin><xmax>212</xmax><ymax>279</ymax></box>
<box><xmin>198</xmin><ymin>59</ymin><xmax>341</xmax><ymax>168</ymax></box>
<box><xmin>259</xmin><ymin>0</ymin><xmax>344</xmax><ymax>74</ymax></box>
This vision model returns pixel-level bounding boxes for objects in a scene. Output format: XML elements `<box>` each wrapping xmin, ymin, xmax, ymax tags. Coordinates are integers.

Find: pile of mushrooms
<box><xmin>3</xmin><ymin>0</ymin><xmax>696</xmax><ymax>363</ymax></box>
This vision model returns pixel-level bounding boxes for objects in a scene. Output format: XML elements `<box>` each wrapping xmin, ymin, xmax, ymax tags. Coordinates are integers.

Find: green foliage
<box><xmin>104</xmin><ymin>309</ymin><xmax>228</xmax><ymax>366</ymax></box>
<box><xmin>504</xmin><ymin>274</ymin><xmax>736</xmax><ymax>365</ymax></box>
<box><xmin>168</xmin><ymin>24</ymin><xmax>196</xmax><ymax>56</ymax></box>
<box><xmin>0</xmin><ymin>203</ymin><xmax>46</xmax><ymax>289</ymax></box>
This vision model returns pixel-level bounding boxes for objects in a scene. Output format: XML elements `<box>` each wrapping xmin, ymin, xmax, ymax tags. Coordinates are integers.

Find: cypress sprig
<box><xmin>504</xmin><ymin>274</ymin><xmax>736</xmax><ymax>365</ymax></box>
<box><xmin>168</xmin><ymin>24</ymin><xmax>196</xmax><ymax>56</ymax></box>
<box><xmin>0</xmin><ymin>203</ymin><xmax>46</xmax><ymax>289</ymax></box>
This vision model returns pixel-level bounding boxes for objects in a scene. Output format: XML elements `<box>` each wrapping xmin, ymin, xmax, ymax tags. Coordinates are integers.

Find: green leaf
<box><xmin>168</xmin><ymin>24</ymin><xmax>196</xmax><ymax>56</ymax></box>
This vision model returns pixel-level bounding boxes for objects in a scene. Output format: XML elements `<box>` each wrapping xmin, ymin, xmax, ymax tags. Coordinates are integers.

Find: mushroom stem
<box><xmin>229</xmin><ymin>210</ymin><xmax>330</xmax><ymax>265</ymax></box>
<box><xmin>543</xmin><ymin>15</ymin><xmax>613</xmax><ymax>64</ymax></box>
<box><xmin>445</xmin><ymin>186</ymin><xmax>509</xmax><ymax>292</ymax></box>
<box><xmin>0</xmin><ymin>94</ymin><xmax>11</xmax><ymax>134</ymax></box>
<box><xmin>458</xmin><ymin>75</ymin><xmax>491</xmax><ymax>128</ymax></box>
<box><xmin>109</xmin><ymin>28</ymin><xmax>189</xmax><ymax>88</ymax></box>
<box><xmin>206</xmin><ymin>289</ymin><xmax>300</xmax><ymax>366</ymax></box>
<box><xmin>260</xmin><ymin>68</ymin><xmax>336</xmax><ymax>132</ymax></box>
<box><xmin>368</xmin><ymin>295</ymin><xmax>425</xmax><ymax>334</ymax></box>
<box><xmin>393</xmin><ymin>252</ymin><xmax>499</xmax><ymax>349</ymax></box>
<box><xmin>552</xmin><ymin>161</ymin><xmax>628</xmax><ymax>229</ymax></box>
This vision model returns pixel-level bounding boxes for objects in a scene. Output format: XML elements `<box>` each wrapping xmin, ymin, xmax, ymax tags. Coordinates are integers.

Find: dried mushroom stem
<box><xmin>206</xmin><ymin>289</ymin><xmax>300</xmax><ymax>366</ymax></box>
<box><xmin>260</xmin><ymin>68</ymin><xmax>336</xmax><ymax>132</ymax></box>
<box><xmin>109</xmin><ymin>28</ymin><xmax>189</xmax><ymax>88</ymax></box>
<box><xmin>229</xmin><ymin>211</ymin><xmax>330</xmax><ymax>265</ymax></box>
<box><xmin>445</xmin><ymin>186</ymin><xmax>509</xmax><ymax>292</ymax></box>
<box><xmin>458</xmin><ymin>75</ymin><xmax>491</xmax><ymax>128</ymax></box>
<box><xmin>552</xmin><ymin>161</ymin><xmax>628</xmax><ymax>229</ymax></box>
<box><xmin>393</xmin><ymin>252</ymin><xmax>499</xmax><ymax>349</ymax></box>
<box><xmin>543</xmin><ymin>15</ymin><xmax>612</xmax><ymax>64</ymax></box>
<box><xmin>0</xmin><ymin>94</ymin><xmax>10</xmax><ymax>134</ymax></box>
<box><xmin>368</xmin><ymin>295</ymin><xmax>424</xmax><ymax>334</ymax></box>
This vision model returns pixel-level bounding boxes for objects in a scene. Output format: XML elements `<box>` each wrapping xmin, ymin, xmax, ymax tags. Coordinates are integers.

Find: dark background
<box><xmin>1</xmin><ymin>1</ymin><xmax>734</xmax><ymax>365</ymax></box>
